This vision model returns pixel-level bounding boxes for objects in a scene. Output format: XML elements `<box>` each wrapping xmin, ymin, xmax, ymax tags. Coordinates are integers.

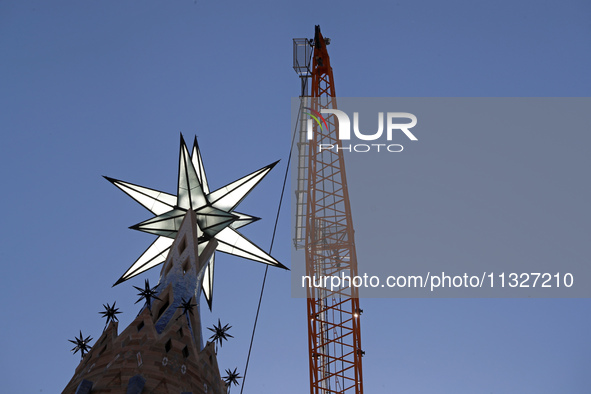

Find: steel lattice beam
<box><xmin>304</xmin><ymin>25</ymin><xmax>364</xmax><ymax>394</ymax></box>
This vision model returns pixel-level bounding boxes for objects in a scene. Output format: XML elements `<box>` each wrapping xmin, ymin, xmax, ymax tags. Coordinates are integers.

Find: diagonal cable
<box><xmin>240</xmin><ymin>60</ymin><xmax>312</xmax><ymax>393</ymax></box>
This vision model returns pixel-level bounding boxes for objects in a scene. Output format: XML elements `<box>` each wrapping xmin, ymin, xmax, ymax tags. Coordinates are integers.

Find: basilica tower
<box><xmin>63</xmin><ymin>135</ymin><xmax>286</xmax><ymax>393</ymax></box>
<box><xmin>63</xmin><ymin>210</ymin><xmax>226</xmax><ymax>393</ymax></box>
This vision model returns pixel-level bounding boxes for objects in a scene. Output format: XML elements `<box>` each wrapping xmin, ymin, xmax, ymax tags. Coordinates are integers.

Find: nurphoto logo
<box><xmin>306</xmin><ymin>109</ymin><xmax>418</xmax><ymax>153</ymax></box>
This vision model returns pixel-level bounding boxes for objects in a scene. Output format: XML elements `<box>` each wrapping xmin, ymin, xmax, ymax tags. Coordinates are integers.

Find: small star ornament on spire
<box><xmin>223</xmin><ymin>367</ymin><xmax>242</xmax><ymax>391</ymax></box>
<box><xmin>69</xmin><ymin>331</ymin><xmax>93</xmax><ymax>359</ymax></box>
<box><xmin>99</xmin><ymin>301</ymin><xmax>122</xmax><ymax>329</ymax></box>
<box><xmin>106</xmin><ymin>135</ymin><xmax>287</xmax><ymax>310</ymax></box>
<box><xmin>208</xmin><ymin>318</ymin><xmax>233</xmax><ymax>352</ymax></box>
<box><xmin>176</xmin><ymin>297</ymin><xmax>197</xmax><ymax>320</ymax></box>
<box><xmin>133</xmin><ymin>278</ymin><xmax>161</xmax><ymax>312</ymax></box>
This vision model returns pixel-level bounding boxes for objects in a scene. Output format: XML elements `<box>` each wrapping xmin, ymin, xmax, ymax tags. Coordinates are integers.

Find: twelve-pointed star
<box><xmin>106</xmin><ymin>135</ymin><xmax>287</xmax><ymax>310</ymax></box>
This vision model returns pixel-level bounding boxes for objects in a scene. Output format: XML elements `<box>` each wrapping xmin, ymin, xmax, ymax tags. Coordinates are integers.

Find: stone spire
<box><xmin>63</xmin><ymin>210</ymin><xmax>227</xmax><ymax>394</ymax></box>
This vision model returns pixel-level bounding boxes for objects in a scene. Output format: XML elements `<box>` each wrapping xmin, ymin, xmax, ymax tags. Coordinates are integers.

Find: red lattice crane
<box><xmin>293</xmin><ymin>26</ymin><xmax>364</xmax><ymax>394</ymax></box>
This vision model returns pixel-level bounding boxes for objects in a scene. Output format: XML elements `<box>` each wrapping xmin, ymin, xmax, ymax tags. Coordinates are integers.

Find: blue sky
<box><xmin>1</xmin><ymin>1</ymin><xmax>590</xmax><ymax>393</ymax></box>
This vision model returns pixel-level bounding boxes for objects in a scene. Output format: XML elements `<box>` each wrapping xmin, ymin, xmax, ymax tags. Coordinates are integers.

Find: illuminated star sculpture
<box><xmin>106</xmin><ymin>135</ymin><xmax>287</xmax><ymax>309</ymax></box>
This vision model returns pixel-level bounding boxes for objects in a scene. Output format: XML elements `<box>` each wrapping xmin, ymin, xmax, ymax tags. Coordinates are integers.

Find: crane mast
<box><xmin>293</xmin><ymin>26</ymin><xmax>364</xmax><ymax>394</ymax></box>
